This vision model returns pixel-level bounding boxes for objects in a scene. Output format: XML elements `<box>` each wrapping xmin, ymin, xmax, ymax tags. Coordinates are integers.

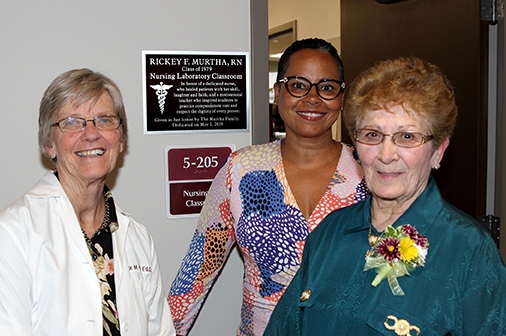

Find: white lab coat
<box><xmin>0</xmin><ymin>172</ymin><xmax>175</xmax><ymax>336</ymax></box>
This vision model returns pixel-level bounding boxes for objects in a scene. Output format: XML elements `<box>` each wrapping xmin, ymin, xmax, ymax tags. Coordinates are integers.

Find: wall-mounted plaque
<box><xmin>143</xmin><ymin>51</ymin><xmax>249</xmax><ymax>134</ymax></box>
<box><xmin>165</xmin><ymin>144</ymin><xmax>235</xmax><ymax>219</ymax></box>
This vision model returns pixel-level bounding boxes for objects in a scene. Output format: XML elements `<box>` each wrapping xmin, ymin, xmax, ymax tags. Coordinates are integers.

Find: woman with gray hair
<box><xmin>0</xmin><ymin>69</ymin><xmax>175</xmax><ymax>336</ymax></box>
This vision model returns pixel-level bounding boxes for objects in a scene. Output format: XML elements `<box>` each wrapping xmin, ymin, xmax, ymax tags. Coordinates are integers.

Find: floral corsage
<box><xmin>363</xmin><ymin>224</ymin><xmax>428</xmax><ymax>296</ymax></box>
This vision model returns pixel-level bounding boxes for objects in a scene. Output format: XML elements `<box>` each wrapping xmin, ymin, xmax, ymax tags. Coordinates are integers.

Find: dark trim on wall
<box><xmin>251</xmin><ymin>0</ymin><xmax>270</xmax><ymax>145</ymax></box>
<box><xmin>375</xmin><ymin>0</ymin><xmax>409</xmax><ymax>3</ymax></box>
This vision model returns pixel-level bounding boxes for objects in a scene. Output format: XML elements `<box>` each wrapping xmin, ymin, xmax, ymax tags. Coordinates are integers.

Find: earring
<box><xmin>433</xmin><ymin>163</ymin><xmax>441</xmax><ymax>170</ymax></box>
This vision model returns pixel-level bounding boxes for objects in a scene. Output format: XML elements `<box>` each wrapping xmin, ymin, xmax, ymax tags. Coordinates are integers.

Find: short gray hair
<box><xmin>38</xmin><ymin>68</ymin><xmax>128</xmax><ymax>158</ymax></box>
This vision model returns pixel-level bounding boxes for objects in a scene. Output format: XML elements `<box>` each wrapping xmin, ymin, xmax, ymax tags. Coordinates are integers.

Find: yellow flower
<box><xmin>399</xmin><ymin>237</ymin><xmax>418</xmax><ymax>262</ymax></box>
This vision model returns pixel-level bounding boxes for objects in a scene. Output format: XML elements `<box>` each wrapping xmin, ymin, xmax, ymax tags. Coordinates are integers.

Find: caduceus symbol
<box><xmin>150</xmin><ymin>81</ymin><xmax>173</xmax><ymax>114</ymax></box>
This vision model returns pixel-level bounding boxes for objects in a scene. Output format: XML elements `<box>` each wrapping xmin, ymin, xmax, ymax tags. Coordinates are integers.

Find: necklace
<box><xmin>368</xmin><ymin>223</ymin><xmax>378</xmax><ymax>246</ymax></box>
<box><xmin>366</xmin><ymin>223</ymin><xmax>386</xmax><ymax>258</ymax></box>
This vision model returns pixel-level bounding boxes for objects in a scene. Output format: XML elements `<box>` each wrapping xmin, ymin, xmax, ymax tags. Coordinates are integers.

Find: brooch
<box><xmin>384</xmin><ymin>315</ymin><xmax>420</xmax><ymax>335</ymax></box>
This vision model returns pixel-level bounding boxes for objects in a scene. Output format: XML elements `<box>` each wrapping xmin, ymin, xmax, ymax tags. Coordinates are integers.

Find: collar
<box><xmin>27</xmin><ymin>171</ymin><xmax>64</xmax><ymax>198</ymax></box>
<box><xmin>344</xmin><ymin>176</ymin><xmax>443</xmax><ymax>236</ymax></box>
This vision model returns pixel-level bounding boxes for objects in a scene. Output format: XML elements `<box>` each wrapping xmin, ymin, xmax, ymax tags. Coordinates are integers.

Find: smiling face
<box><xmin>45</xmin><ymin>92</ymin><xmax>124</xmax><ymax>186</ymax></box>
<box><xmin>274</xmin><ymin>49</ymin><xmax>344</xmax><ymax>140</ymax></box>
<box><xmin>356</xmin><ymin>105</ymin><xmax>448</xmax><ymax>208</ymax></box>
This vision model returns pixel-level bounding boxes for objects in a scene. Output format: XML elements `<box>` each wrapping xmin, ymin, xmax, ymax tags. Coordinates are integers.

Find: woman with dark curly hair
<box><xmin>169</xmin><ymin>38</ymin><xmax>367</xmax><ymax>335</ymax></box>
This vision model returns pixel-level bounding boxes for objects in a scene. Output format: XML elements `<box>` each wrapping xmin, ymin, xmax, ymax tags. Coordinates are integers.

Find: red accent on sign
<box><xmin>168</xmin><ymin>147</ymin><xmax>232</xmax><ymax>181</ymax></box>
<box><xmin>169</xmin><ymin>181</ymin><xmax>212</xmax><ymax>215</ymax></box>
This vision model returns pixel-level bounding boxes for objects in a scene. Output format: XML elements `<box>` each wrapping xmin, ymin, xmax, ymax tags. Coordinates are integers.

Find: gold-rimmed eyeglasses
<box><xmin>51</xmin><ymin>115</ymin><xmax>122</xmax><ymax>133</ymax></box>
<box><xmin>354</xmin><ymin>128</ymin><xmax>434</xmax><ymax>148</ymax></box>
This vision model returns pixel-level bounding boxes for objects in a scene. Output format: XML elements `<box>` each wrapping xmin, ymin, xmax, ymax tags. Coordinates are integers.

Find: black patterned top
<box><xmin>82</xmin><ymin>186</ymin><xmax>121</xmax><ymax>336</ymax></box>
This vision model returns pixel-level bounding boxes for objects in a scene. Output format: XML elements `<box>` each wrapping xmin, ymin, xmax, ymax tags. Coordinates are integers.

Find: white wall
<box><xmin>0</xmin><ymin>1</ymin><xmax>264</xmax><ymax>334</ymax></box>
<box><xmin>269</xmin><ymin>0</ymin><xmax>341</xmax><ymax>41</ymax></box>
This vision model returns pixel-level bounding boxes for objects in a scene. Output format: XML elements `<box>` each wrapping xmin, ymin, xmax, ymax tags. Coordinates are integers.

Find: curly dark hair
<box><xmin>276</xmin><ymin>37</ymin><xmax>344</xmax><ymax>83</ymax></box>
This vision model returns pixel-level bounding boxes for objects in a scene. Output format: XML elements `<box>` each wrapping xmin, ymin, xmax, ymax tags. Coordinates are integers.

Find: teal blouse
<box><xmin>264</xmin><ymin>177</ymin><xmax>506</xmax><ymax>335</ymax></box>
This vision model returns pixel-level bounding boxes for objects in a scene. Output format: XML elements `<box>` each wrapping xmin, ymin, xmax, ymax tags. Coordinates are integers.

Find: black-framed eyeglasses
<box><xmin>354</xmin><ymin>128</ymin><xmax>434</xmax><ymax>148</ymax></box>
<box><xmin>51</xmin><ymin>115</ymin><xmax>122</xmax><ymax>133</ymax></box>
<box><xmin>277</xmin><ymin>76</ymin><xmax>345</xmax><ymax>100</ymax></box>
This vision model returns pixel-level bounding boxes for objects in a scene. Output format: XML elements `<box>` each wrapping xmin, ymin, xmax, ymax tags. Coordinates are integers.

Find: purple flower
<box><xmin>402</xmin><ymin>225</ymin><xmax>428</xmax><ymax>248</ymax></box>
<box><xmin>376</xmin><ymin>237</ymin><xmax>401</xmax><ymax>263</ymax></box>
<box><xmin>403</xmin><ymin>225</ymin><xmax>416</xmax><ymax>236</ymax></box>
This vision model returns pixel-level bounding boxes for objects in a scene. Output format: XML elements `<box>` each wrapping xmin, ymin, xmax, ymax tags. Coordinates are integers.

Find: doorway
<box><xmin>268</xmin><ymin>20</ymin><xmax>297</xmax><ymax>141</ymax></box>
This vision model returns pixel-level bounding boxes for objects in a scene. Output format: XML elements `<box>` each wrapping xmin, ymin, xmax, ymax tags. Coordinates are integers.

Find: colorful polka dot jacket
<box><xmin>168</xmin><ymin>140</ymin><xmax>367</xmax><ymax>335</ymax></box>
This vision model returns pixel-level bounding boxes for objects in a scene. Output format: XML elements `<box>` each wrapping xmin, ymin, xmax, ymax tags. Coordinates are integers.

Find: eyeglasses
<box><xmin>51</xmin><ymin>115</ymin><xmax>122</xmax><ymax>133</ymax></box>
<box><xmin>354</xmin><ymin>128</ymin><xmax>434</xmax><ymax>148</ymax></box>
<box><xmin>278</xmin><ymin>76</ymin><xmax>345</xmax><ymax>100</ymax></box>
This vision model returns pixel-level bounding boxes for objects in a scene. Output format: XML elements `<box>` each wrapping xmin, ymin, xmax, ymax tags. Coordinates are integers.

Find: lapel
<box><xmin>344</xmin><ymin>196</ymin><xmax>372</xmax><ymax>235</ymax></box>
<box><xmin>112</xmin><ymin>203</ymin><xmax>130</xmax><ymax>291</ymax></box>
<box><xmin>30</xmin><ymin>172</ymin><xmax>94</xmax><ymax>266</ymax></box>
<box><xmin>393</xmin><ymin>176</ymin><xmax>443</xmax><ymax>235</ymax></box>
<box><xmin>343</xmin><ymin>176</ymin><xmax>443</xmax><ymax>236</ymax></box>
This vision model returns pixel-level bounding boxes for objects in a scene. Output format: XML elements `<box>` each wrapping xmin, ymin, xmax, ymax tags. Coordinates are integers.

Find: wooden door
<box><xmin>341</xmin><ymin>0</ymin><xmax>489</xmax><ymax>219</ymax></box>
